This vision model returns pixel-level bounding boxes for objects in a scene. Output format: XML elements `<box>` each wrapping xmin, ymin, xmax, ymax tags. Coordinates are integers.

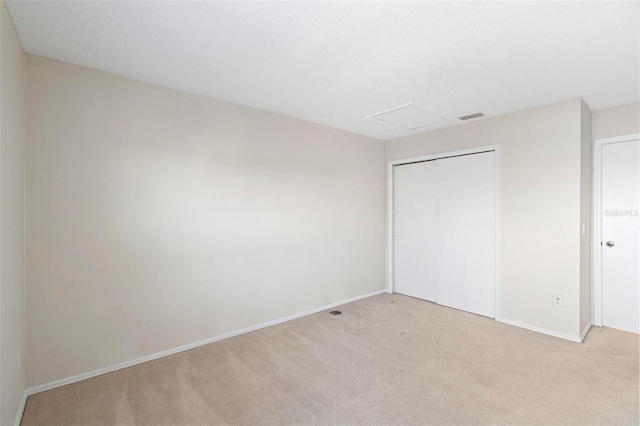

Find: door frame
<box><xmin>592</xmin><ymin>133</ymin><xmax>640</xmax><ymax>326</ymax></box>
<box><xmin>387</xmin><ymin>145</ymin><xmax>502</xmax><ymax>321</ymax></box>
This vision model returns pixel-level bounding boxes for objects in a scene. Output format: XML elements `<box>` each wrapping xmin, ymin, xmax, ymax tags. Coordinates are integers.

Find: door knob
<box><xmin>606</xmin><ymin>241</ymin><xmax>615</xmax><ymax>248</ymax></box>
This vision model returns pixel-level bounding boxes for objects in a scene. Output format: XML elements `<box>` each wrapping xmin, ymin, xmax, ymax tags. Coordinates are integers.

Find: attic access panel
<box><xmin>368</xmin><ymin>103</ymin><xmax>450</xmax><ymax>132</ymax></box>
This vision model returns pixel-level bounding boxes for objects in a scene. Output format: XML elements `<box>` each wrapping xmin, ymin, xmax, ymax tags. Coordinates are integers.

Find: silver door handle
<box><xmin>606</xmin><ymin>241</ymin><xmax>615</xmax><ymax>248</ymax></box>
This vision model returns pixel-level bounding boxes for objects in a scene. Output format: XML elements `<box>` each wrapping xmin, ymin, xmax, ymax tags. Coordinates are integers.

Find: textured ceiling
<box><xmin>6</xmin><ymin>1</ymin><xmax>640</xmax><ymax>140</ymax></box>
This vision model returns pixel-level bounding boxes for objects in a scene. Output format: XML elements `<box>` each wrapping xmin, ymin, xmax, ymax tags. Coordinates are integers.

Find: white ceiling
<box><xmin>6</xmin><ymin>1</ymin><xmax>640</xmax><ymax>140</ymax></box>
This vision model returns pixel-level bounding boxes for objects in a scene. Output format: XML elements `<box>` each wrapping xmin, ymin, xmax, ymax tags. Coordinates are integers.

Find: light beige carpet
<box><xmin>21</xmin><ymin>294</ymin><xmax>639</xmax><ymax>425</ymax></box>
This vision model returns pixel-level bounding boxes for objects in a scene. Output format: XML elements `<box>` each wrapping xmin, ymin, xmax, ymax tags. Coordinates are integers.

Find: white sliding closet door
<box><xmin>393</xmin><ymin>161</ymin><xmax>437</xmax><ymax>301</ymax></box>
<box><xmin>436</xmin><ymin>152</ymin><xmax>496</xmax><ymax>318</ymax></box>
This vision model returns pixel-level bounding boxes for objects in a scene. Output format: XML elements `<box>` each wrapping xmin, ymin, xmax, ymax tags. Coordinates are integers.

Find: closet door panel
<box><xmin>393</xmin><ymin>161</ymin><xmax>437</xmax><ymax>301</ymax></box>
<box><xmin>436</xmin><ymin>152</ymin><xmax>496</xmax><ymax>317</ymax></box>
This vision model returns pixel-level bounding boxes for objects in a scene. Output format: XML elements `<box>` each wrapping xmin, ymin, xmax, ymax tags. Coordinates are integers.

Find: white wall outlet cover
<box><xmin>553</xmin><ymin>294</ymin><xmax>563</xmax><ymax>307</ymax></box>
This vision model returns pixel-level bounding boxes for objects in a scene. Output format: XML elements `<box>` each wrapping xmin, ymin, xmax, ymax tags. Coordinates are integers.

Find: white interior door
<box><xmin>601</xmin><ymin>139</ymin><xmax>639</xmax><ymax>334</ymax></box>
<box><xmin>393</xmin><ymin>161</ymin><xmax>437</xmax><ymax>301</ymax></box>
<box><xmin>436</xmin><ymin>152</ymin><xmax>496</xmax><ymax>318</ymax></box>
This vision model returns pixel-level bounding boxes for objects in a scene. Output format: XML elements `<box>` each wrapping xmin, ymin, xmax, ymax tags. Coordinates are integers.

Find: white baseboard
<box><xmin>13</xmin><ymin>389</ymin><xmax>28</xmax><ymax>426</ymax></box>
<box><xmin>579</xmin><ymin>322</ymin><xmax>592</xmax><ymax>342</ymax></box>
<box><xmin>498</xmin><ymin>318</ymin><xmax>582</xmax><ymax>343</ymax></box>
<box><xmin>22</xmin><ymin>290</ymin><xmax>385</xmax><ymax>398</ymax></box>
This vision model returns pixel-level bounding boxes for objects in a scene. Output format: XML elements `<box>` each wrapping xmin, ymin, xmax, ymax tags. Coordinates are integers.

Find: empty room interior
<box><xmin>1</xmin><ymin>1</ymin><xmax>639</xmax><ymax>425</ymax></box>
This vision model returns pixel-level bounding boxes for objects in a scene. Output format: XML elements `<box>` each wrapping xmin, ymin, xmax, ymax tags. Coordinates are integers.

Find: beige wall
<box><xmin>26</xmin><ymin>55</ymin><xmax>386</xmax><ymax>387</ymax></box>
<box><xmin>0</xmin><ymin>2</ymin><xmax>26</xmax><ymax>425</ymax></box>
<box><xmin>592</xmin><ymin>103</ymin><xmax>639</xmax><ymax>140</ymax></box>
<box><xmin>579</xmin><ymin>100</ymin><xmax>592</xmax><ymax>334</ymax></box>
<box><xmin>387</xmin><ymin>99</ymin><xmax>585</xmax><ymax>339</ymax></box>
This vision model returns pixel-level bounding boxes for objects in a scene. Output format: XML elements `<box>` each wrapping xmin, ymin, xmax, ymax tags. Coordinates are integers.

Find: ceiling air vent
<box><xmin>458</xmin><ymin>112</ymin><xmax>485</xmax><ymax>121</ymax></box>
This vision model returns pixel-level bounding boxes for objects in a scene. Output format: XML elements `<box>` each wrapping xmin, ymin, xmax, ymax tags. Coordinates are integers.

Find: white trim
<box><xmin>499</xmin><ymin>318</ymin><xmax>582</xmax><ymax>343</ymax></box>
<box><xmin>19</xmin><ymin>290</ymin><xmax>385</xmax><ymax>403</ymax></box>
<box><xmin>592</xmin><ymin>133</ymin><xmax>640</xmax><ymax>326</ymax></box>
<box><xmin>580</xmin><ymin>322</ymin><xmax>592</xmax><ymax>343</ymax></box>
<box><xmin>494</xmin><ymin>148</ymin><xmax>502</xmax><ymax>321</ymax></box>
<box><xmin>386</xmin><ymin>145</ymin><xmax>502</xmax><ymax>320</ymax></box>
<box><xmin>386</xmin><ymin>160</ymin><xmax>394</xmax><ymax>294</ymax></box>
<box><xmin>593</xmin><ymin>138</ymin><xmax>602</xmax><ymax>326</ymax></box>
<box><xmin>13</xmin><ymin>391</ymin><xmax>28</xmax><ymax>426</ymax></box>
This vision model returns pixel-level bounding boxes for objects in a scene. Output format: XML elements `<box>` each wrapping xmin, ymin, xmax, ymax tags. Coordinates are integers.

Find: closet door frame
<box><xmin>387</xmin><ymin>145</ymin><xmax>502</xmax><ymax>321</ymax></box>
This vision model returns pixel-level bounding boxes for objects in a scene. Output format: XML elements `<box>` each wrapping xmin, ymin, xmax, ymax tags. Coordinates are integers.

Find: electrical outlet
<box><xmin>553</xmin><ymin>294</ymin><xmax>563</xmax><ymax>308</ymax></box>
